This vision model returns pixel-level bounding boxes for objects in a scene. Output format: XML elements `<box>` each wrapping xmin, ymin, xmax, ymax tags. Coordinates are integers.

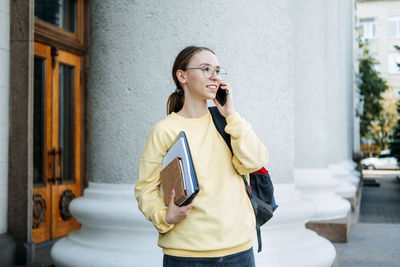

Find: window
<box><xmin>35</xmin><ymin>0</ymin><xmax>78</xmax><ymax>33</ymax></box>
<box><xmin>372</xmin><ymin>53</ymin><xmax>380</xmax><ymax>73</ymax></box>
<box><xmin>394</xmin><ymin>87</ymin><xmax>400</xmax><ymax>98</ymax></box>
<box><xmin>388</xmin><ymin>17</ymin><xmax>400</xmax><ymax>38</ymax></box>
<box><xmin>388</xmin><ymin>53</ymin><xmax>400</xmax><ymax>74</ymax></box>
<box><xmin>360</xmin><ymin>18</ymin><xmax>377</xmax><ymax>39</ymax></box>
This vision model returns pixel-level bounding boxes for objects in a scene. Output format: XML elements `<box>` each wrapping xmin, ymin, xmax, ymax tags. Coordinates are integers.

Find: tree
<box><xmin>358</xmin><ymin>40</ymin><xmax>388</xmax><ymax>141</ymax></box>
<box><xmin>369</xmin><ymin>88</ymin><xmax>399</xmax><ymax>150</ymax></box>
<box><xmin>389</xmin><ymin>103</ymin><xmax>400</xmax><ymax>160</ymax></box>
<box><xmin>389</xmin><ymin>45</ymin><xmax>400</xmax><ymax>160</ymax></box>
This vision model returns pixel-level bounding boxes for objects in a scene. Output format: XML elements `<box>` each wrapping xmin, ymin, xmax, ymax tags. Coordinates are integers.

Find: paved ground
<box><xmin>333</xmin><ymin>171</ymin><xmax>400</xmax><ymax>267</ymax></box>
<box><xmin>334</xmin><ymin>223</ymin><xmax>400</xmax><ymax>267</ymax></box>
<box><xmin>360</xmin><ymin>175</ymin><xmax>400</xmax><ymax>223</ymax></box>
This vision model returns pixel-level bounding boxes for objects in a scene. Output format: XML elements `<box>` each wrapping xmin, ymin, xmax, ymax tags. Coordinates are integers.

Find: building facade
<box><xmin>357</xmin><ymin>0</ymin><xmax>400</xmax><ymax>96</ymax></box>
<box><xmin>1</xmin><ymin>0</ymin><xmax>358</xmax><ymax>266</ymax></box>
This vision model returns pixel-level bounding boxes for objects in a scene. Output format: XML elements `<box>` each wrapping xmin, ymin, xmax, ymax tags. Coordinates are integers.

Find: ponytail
<box><xmin>166</xmin><ymin>90</ymin><xmax>184</xmax><ymax>115</ymax></box>
<box><xmin>167</xmin><ymin>46</ymin><xmax>215</xmax><ymax>115</ymax></box>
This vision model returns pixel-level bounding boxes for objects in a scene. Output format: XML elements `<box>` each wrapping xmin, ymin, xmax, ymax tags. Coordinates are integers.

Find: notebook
<box><xmin>160</xmin><ymin>157</ymin><xmax>187</xmax><ymax>206</ymax></box>
<box><xmin>161</xmin><ymin>131</ymin><xmax>199</xmax><ymax>206</ymax></box>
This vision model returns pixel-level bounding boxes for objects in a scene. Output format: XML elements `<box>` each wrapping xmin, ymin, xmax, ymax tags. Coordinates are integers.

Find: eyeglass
<box><xmin>183</xmin><ymin>64</ymin><xmax>227</xmax><ymax>81</ymax></box>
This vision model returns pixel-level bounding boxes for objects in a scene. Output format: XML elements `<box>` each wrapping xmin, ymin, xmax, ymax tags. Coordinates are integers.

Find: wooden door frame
<box><xmin>8</xmin><ymin>0</ymin><xmax>90</xmax><ymax>264</ymax></box>
<box><xmin>32</xmin><ymin>0</ymin><xmax>90</xmax><ymax>199</ymax></box>
<box><xmin>34</xmin><ymin>0</ymin><xmax>86</xmax><ymax>56</ymax></box>
<box><xmin>32</xmin><ymin>44</ymin><xmax>83</xmax><ymax>243</ymax></box>
<box><xmin>32</xmin><ymin>42</ymin><xmax>53</xmax><ymax>243</ymax></box>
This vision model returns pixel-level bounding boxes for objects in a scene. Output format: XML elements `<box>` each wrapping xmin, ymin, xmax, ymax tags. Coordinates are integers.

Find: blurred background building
<box><xmin>357</xmin><ymin>0</ymin><xmax>400</xmax><ymax>98</ymax></box>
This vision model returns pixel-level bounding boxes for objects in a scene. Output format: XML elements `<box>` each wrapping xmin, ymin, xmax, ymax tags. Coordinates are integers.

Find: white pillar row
<box><xmin>0</xmin><ymin>0</ymin><xmax>10</xmax><ymax>236</ymax></box>
<box><xmin>256</xmin><ymin>185</ymin><xmax>335</xmax><ymax>267</ymax></box>
<box><xmin>292</xmin><ymin>0</ymin><xmax>351</xmax><ymax>223</ymax></box>
<box><xmin>51</xmin><ymin>0</ymin><xmax>349</xmax><ymax>266</ymax></box>
<box><xmin>339</xmin><ymin>0</ymin><xmax>361</xmax><ymax>187</ymax></box>
<box><xmin>326</xmin><ymin>0</ymin><xmax>358</xmax><ymax>199</ymax></box>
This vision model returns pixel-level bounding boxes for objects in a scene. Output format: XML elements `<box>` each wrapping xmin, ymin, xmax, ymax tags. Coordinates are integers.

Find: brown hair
<box><xmin>166</xmin><ymin>46</ymin><xmax>215</xmax><ymax>115</ymax></box>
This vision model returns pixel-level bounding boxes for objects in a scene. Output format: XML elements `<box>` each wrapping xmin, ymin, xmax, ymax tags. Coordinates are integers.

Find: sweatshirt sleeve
<box><xmin>135</xmin><ymin>124</ymin><xmax>174</xmax><ymax>234</ymax></box>
<box><xmin>224</xmin><ymin>112</ymin><xmax>268</xmax><ymax>175</ymax></box>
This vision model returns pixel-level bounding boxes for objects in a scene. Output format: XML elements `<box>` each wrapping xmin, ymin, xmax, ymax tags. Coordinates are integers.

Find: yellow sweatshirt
<box><xmin>135</xmin><ymin>111</ymin><xmax>268</xmax><ymax>257</ymax></box>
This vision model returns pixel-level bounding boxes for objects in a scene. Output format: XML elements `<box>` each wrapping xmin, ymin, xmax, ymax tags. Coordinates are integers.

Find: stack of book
<box><xmin>160</xmin><ymin>131</ymin><xmax>199</xmax><ymax>207</ymax></box>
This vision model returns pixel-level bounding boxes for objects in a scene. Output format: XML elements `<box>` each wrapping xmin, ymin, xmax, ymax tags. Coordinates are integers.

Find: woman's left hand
<box><xmin>213</xmin><ymin>82</ymin><xmax>236</xmax><ymax>118</ymax></box>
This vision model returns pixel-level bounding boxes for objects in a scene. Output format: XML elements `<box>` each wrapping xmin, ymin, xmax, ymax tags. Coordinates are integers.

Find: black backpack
<box><xmin>209</xmin><ymin>107</ymin><xmax>278</xmax><ymax>253</ymax></box>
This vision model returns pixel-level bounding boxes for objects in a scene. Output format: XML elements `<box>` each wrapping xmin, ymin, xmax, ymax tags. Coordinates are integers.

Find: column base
<box><xmin>51</xmin><ymin>182</ymin><xmax>161</xmax><ymax>267</ymax></box>
<box><xmin>331</xmin><ymin>251</ymin><xmax>339</xmax><ymax>267</ymax></box>
<box><xmin>52</xmin><ymin>182</ymin><xmax>338</xmax><ymax>267</ymax></box>
<box><xmin>294</xmin><ymin>168</ymin><xmax>350</xmax><ymax>221</ymax></box>
<box><xmin>255</xmin><ymin>184</ymin><xmax>336</xmax><ymax>267</ymax></box>
<box><xmin>346</xmin><ymin>196</ymin><xmax>356</xmax><ymax>211</ymax></box>
<box><xmin>329</xmin><ymin>164</ymin><xmax>357</xmax><ymax>199</ymax></box>
<box><xmin>335</xmin><ymin>181</ymin><xmax>356</xmax><ymax>198</ymax></box>
<box><xmin>306</xmin><ymin>212</ymin><xmax>351</xmax><ymax>243</ymax></box>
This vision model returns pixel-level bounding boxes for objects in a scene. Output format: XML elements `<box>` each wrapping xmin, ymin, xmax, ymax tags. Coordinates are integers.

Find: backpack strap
<box><xmin>209</xmin><ymin>107</ymin><xmax>232</xmax><ymax>152</ymax></box>
<box><xmin>208</xmin><ymin>106</ymin><xmax>262</xmax><ymax>252</ymax></box>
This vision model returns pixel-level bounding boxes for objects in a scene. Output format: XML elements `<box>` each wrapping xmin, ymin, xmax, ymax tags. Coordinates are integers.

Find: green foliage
<box><xmin>389</xmin><ymin>45</ymin><xmax>400</xmax><ymax>161</ymax></box>
<box><xmin>389</xmin><ymin>103</ymin><xmax>400</xmax><ymax>160</ymax></box>
<box><xmin>358</xmin><ymin>41</ymin><xmax>388</xmax><ymax>139</ymax></box>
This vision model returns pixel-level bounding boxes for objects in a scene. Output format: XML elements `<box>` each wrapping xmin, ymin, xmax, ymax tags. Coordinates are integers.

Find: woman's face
<box><xmin>183</xmin><ymin>50</ymin><xmax>221</xmax><ymax>101</ymax></box>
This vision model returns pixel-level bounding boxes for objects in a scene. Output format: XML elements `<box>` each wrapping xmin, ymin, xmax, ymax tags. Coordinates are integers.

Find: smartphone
<box><xmin>216</xmin><ymin>85</ymin><xmax>227</xmax><ymax>106</ymax></box>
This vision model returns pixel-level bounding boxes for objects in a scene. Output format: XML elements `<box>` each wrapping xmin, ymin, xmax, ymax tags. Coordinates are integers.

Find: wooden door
<box><xmin>33</xmin><ymin>42</ymin><xmax>83</xmax><ymax>243</ymax></box>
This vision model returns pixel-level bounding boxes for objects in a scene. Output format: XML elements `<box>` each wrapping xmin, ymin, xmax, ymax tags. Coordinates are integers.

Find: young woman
<box><xmin>135</xmin><ymin>46</ymin><xmax>268</xmax><ymax>267</ymax></box>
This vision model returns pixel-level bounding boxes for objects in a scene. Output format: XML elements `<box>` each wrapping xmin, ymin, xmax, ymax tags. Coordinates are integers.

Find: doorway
<box><xmin>33</xmin><ymin>42</ymin><xmax>83</xmax><ymax>243</ymax></box>
<box><xmin>32</xmin><ymin>0</ymin><xmax>86</xmax><ymax>243</ymax></box>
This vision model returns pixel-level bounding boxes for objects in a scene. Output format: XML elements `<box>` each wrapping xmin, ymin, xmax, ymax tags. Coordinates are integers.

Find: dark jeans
<box><xmin>163</xmin><ymin>248</ymin><xmax>255</xmax><ymax>267</ymax></box>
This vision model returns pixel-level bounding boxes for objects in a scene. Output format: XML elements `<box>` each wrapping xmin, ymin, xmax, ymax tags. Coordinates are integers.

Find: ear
<box><xmin>176</xmin><ymin>69</ymin><xmax>187</xmax><ymax>85</ymax></box>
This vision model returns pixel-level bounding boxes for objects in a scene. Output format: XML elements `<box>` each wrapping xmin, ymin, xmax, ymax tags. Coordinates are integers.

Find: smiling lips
<box><xmin>207</xmin><ymin>84</ymin><xmax>218</xmax><ymax>91</ymax></box>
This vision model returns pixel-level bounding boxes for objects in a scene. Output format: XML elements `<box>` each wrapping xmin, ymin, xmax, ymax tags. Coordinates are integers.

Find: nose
<box><xmin>210</xmin><ymin>71</ymin><xmax>220</xmax><ymax>81</ymax></box>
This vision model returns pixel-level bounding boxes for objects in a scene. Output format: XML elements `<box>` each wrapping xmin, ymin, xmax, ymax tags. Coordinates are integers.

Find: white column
<box><xmin>0</xmin><ymin>0</ymin><xmax>10</xmax><ymax>235</ymax></box>
<box><xmin>292</xmin><ymin>0</ymin><xmax>350</xmax><ymax>222</ymax></box>
<box><xmin>326</xmin><ymin>0</ymin><xmax>358</xmax><ymax>200</ymax></box>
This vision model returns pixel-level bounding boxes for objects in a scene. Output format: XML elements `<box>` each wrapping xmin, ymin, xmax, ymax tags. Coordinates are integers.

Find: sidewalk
<box><xmin>333</xmin><ymin>174</ymin><xmax>400</xmax><ymax>267</ymax></box>
<box><xmin>333</xmin><ymin>223</ymin><xmax>400</xmax><ymax>267</ymax></box>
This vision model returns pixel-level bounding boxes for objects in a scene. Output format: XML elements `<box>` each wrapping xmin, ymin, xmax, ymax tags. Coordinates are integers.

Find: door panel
<box><xmin>52</xmin><ymin>50</ymin><xmax>82</xmax><ymax>239</ymax></box>
<box><xmin>33</xmin><ymin>43</ymin><xmax>52</xmax><ymax>243</ymax></box>
<box><xmin>33</xmin><ymin>42</ymin><xmax>82</xmax><ymax>243</ymax></box>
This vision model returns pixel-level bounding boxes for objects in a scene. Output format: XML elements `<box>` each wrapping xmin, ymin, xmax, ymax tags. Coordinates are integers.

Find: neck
<box><xmin>177</xmin><ymin>99</ymin><xmax>209</xmax><ymax>118</ymax></box>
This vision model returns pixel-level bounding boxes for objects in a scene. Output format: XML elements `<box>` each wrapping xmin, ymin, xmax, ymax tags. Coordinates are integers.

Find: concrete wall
<box><xmin>0</xmin><ymin>0</ymin><xmax>10</xmax><ymax>235</ymax></box>
<box><xmin>89</xmin><ymin>0</ymin><xmax>296</xmax><ymax>184</ymax></box>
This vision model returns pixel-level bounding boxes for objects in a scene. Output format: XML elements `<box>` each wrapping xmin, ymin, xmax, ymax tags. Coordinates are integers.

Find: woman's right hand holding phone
<box><xmin>213</xmin><ymin>82</ymin><xmax>236</xmax><ymax>118</ymax></box>
<box><xmin>165</xmin><ymin>189</ymin><xmax>194</xmax><ymax>224</ymax></box>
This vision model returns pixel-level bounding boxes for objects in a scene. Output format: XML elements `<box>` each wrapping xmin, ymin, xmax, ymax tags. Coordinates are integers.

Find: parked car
<box><xmin>361</xmin><ymin>150</ymin><xmax>399</xmax><ymax>170</ymax></box>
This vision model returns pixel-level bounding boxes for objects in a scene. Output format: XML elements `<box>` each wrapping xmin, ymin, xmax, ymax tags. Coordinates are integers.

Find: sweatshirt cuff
<box><xmin>155</xmin><ymin>207</ymin><xmax>175</xmax><ymax>234</ymax></box>
<box><xmin>226</xmin><ymin>112</ymin><xmax>240</xmax><ymax>124</ymax></box>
